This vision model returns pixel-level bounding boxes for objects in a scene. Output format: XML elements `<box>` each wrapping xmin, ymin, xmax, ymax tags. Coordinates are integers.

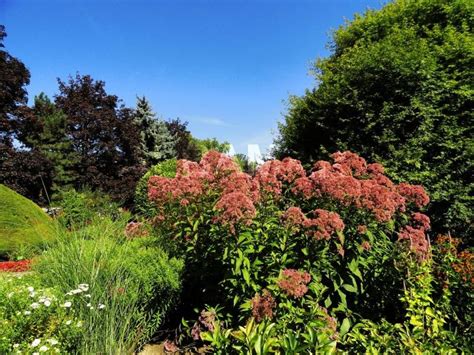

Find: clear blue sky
<box><xmin>1</xmin><ymin>0</ymin><xmax>384</xmax><ymax>154</ymax></box>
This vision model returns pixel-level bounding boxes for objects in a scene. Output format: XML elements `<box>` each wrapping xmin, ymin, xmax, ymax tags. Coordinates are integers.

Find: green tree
<box><xmin>28</xmin><ymin>93</ymin><xmax>78</xmax><ymax>194</ymax></box>
<box><xmin>274</xmin><ymin>0</ymin><xmax>473</xmax><ymax>243</ymax></box>
<box><xmin>165</xmin><ymin>118</ymin><xmax>201</xmax><ymax>161</ymax></box>
<box><xmin>133</xmin><ymin>96</ymin><xmax>176</xmax><ymax>166</ymax></box>
<box><xmin>193</xmin><ymin>137</ymin><xmax>230</xmax><ymax>158</ymax></box>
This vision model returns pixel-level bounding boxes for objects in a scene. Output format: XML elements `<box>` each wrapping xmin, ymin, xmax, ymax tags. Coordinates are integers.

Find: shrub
<box><xmin>54</xmin><ymin>188</ymin><xmax>123</xmax><ymax>229</ymax></box>
<box><xmin>134</xmin><ymin>158</ymin><xmax>177</xmax><ymax>216</ymax></box>
<box><xmin>145</xmin><ymin>151</ymin><xmax>465</xmax><ymax>351</ymax></box>
<box><xmin>0</xmin><ymin>184</ymin><xmax>56</xmax><ymax>260</ymax></box>
<box><xmin>35</xmin><ymin>217</ymin><xmax>183</xmax><ymax>353</ymax></box>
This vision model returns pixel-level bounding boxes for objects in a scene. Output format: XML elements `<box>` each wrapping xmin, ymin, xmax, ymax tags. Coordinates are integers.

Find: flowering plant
<box><xmin>0</xmin><ymin>276</ymin><xmax>106</xmax><ymax>353</ymax></box>
<box><xmin>147</xmin><ymin>151</ymin><xmax>436</xmax><ymax>351</ymax></box>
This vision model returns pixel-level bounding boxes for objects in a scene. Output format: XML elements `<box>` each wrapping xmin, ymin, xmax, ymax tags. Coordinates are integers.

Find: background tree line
<box><xmin>0</xmin><ymin>25</ymin><xmax>228</xmax><ymax>206</ymax></box>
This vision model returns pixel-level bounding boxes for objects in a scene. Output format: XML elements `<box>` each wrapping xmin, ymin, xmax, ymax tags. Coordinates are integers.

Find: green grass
<box><xmin>35</xmin><ymin>216</ymin><xmax>183</xmax><ymax>353</ymax></box>
<box><xmin>0</xmin><ymin>184</ymin><xmax>56</xmax><ymax>259</ymax></box>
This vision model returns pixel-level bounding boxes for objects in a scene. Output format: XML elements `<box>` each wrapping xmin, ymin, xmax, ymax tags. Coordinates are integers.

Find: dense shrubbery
<box><xmin>274</xmin><ymin>0</ymin><xmax>474</xmax><ymax>243</ymax></box>
<box><xmin>146</xmin><ymin>151</ymin><xmax>472</xmax><ymax>352</ymax></box>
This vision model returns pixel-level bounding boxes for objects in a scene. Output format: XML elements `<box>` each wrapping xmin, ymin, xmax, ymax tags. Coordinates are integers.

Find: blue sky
<box><xmin>1</xmin><ymin>0</ymin><xmax>384</xmax><ymax>154</ymax></box>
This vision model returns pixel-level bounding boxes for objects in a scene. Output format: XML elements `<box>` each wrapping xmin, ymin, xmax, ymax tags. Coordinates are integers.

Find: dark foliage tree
<box><xmin>165</xmin><ymin>118</ymin><xmax>200</xmax><ymax>161</ymax></box>
<box><xmin>0</xmin><ymin>26</ymin><xmax>53</xmax><ymax>203</ymax></box>
<box><xmin>274</xmin><ymin>0</ymin><xmax>473</xmax><ymax>243</ymax></box>
<box><xmin>0</xmin><ymin>24</ymin><xmax>30</xmax><ymax>146</ymax></box>
<box><xmin>133</xmin><ymin>96</ymin><xmax>175</xmax><ymax>166</ymax></box>
<box><xmin>54</xmin><ymin>74</ymin><xmax>145</xmax><ymax>203</ymax></box>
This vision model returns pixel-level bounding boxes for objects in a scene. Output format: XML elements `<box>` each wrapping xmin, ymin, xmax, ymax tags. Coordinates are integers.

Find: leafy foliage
<box><xmin>274</xmin><ymin>0</ymin><xmax>474</xmax><ymax>242</ymax></box>
<box><xmin>165</xmin><ymin>118</ymin><xmax>200</xmax><ymax>161</ymax></box>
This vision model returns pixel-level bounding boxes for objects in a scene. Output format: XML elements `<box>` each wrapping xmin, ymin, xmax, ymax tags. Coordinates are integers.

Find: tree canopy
<box><xmin>274</xmin><ymin>0</ymin><xmax>473</xmax><ymax>243</ymax></box>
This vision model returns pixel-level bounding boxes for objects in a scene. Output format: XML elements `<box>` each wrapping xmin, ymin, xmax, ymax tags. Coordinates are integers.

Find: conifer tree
<box><xmin>133</xmin><ymin>96</ymin><xmax>176</xmax><ymax>166</ymax></box>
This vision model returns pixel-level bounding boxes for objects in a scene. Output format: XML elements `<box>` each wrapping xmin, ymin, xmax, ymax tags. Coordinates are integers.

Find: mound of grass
<box><xmin>0</xmin><ymin>184</ymin><xmax>56</xmax><ymax>259</ymax></box>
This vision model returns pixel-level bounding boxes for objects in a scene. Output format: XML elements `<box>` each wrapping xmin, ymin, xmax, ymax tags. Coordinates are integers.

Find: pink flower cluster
<box><xmin>309</xmin><ymin>151</ymin><xmax>429</xmax><ymax>222</ymax></box>
<box><xmin>277</xmin><ymin>269</ymin><xmax>312</xmax><ymax>298</ymax></box>
<box><xmin>251</xmin><ymin>290</ymin><xmax>276</xmax><ymax>323</ymax></box>
<box><xmin>282</xmin><ymin>207</ymin><xmax>345</xmax><ymax>240</ymax></box>
<box><xmin>214</xmin><ymin>192</ymin><xmax>256</xmax><ymax>234</ymax></box>
<box><xmin>256</xmin><ymin>158</ymin><xmax>305</xmax><ymax>197</ymax></box>
<box><xmin>398</xmin><ymin>213</ymin><xmax>431</xmax><ymax>258</ymax></box>
<box><xmin>191</xmin><ymin>309</ymin><xmax>217</xmax><ymax>340</ymax></box>
<box><xmin>147</xmin><ymin>150</ymin><xmax>430</xmax><ymax>241</ymax></box>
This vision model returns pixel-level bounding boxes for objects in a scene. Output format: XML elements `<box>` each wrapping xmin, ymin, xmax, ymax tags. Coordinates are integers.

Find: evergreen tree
<box><xmin>133</xmin><ymin>96</ymin><xmax>176</xmax><ymax>166</ymax></box>
<box><xmin>29</xmin><ymin>93</ymin><xmax>78</xmax><ymax>194</ymax></box>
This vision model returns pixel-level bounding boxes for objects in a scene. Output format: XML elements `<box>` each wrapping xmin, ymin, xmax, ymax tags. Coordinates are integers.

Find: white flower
<box><xmin>85</xmin><ymin>294</ymin><xmax>91</xmax><ymax>298</ymax></box>
<box><xmin>47</xmin><ymin>339</ymin><xmax>59</xmax><ymax>345</ymax></box>
<box><xmin>66</xmin><ymin>291</ymin><xmax>73</xmax><ymax>296</ymax></box>
<box><xmin>76</xmin><ymin>321</ymin><xmax>83</xmax><ymax>327</ymax></box>
<box><xmin>7</xmin><ymin>292</ymin><xmax>14</xmax><ymax>298</ymax></box>
<box><xmin>39</xmin><ymin>345</ymin><xmax>49</xmax><ymax>352</ymax></box>
<box><xmin>31</xmin><ymin>339</ymin><xmax>41</xmax><ymax>347</ymax></box>
<box><xmin>30</xmin><ymin>291</ymin><xmax>36</xmax><ymax>297</ymax></box>
<box><xmin>69</xmin><ymin>289</ymin><xmax>82</xmax><ymax>295</ymax></box>
<box><xmin>98</xmin><ymin>304</ymin><xmax>106</xmax><ymax>309</ymax></box>
<box><xmin>78</xmin><ymin>283</ymin><xmax>89</xmax><ymax>291</ymax></box>
<box><xmin>62</xmin><ymin>301</ymin><xmax>72</xmax><ymax>308</ymax></box>
<box><xmin>27</xmin><ymin>286</ymin><xmax>34</xmax><ymax>292</ymax></box>
<box><xmin>65</xmin><ymin>320</ymin><xmax>72</xmax><ymax>325</ymax></box>
<box><xmin>31</xmin><ymin>302</ymin><xmax>40</xmax><ymax>309</ymax></box>
<box><xmin>33</xmin><ymin>353</ymin><xmax>39</xmax><ymax>355</ymax></box>
<box><xmin>13</xmin><ymin>344</ymin><xmax>19</xmax><ymax>348</ymax></box>
<box><xmin>44</xmin><ymin>300</ymin><xmax>51</xmax><ymax>307</ymax></box>
<box><xmin>24</xmin><ymin>310</ymin><xmax>31</xmax><ymax>315</ymax></box>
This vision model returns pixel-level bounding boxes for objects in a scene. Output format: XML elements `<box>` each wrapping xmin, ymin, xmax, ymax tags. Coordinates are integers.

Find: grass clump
<box><xmin>34</xmin><ymin>215</ymin><xmax>183</xmax><ymax>353</ymax></box>
<box><xmin>0</xmin><ymin>184</ymin><xmax>56</xmax><ymax>259</ymax></box>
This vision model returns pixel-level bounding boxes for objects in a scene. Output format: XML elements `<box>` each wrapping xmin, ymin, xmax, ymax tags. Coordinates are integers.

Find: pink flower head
<box><xmin>398</xmin><ymin>226</ymin><xmax>429</xmax><ymax>258</ymax></box>
<box><xmin>252</xmin><ymin>290</ymin><xmax>276</xmax><ymax>323</ymax></box>
<box><xmin>277</xmin><ymin>269</ymin><xmax>312</xmax><ymax>298</ymax></box>
<box><xmin>282</xmin><ymin>206</ymin><xmax>307</xmax><ymax>230</ymax></box>
<box><xmin>214</xmin><ymin>192</ymin><xmax>256</xmax><ymax>233</ymax></box>
<box><xmin>280</xmin><ymin>157</ymin><xmax>305</xmax><ymax>183</ymax></box>
<box><xmin>291</xmin><ymin>177</ymin><xmax>317</xmax><ymax>199</ymax></box>
<box><xmin>357</xmin><ymin>225</ymin><xmax>368</xmax><ymax>234</ymax></box>
<box><xmin>397</xmin><ymin>183</ymin><xmax>430</xmax><ymax>208</ymax></box>
<box><xmin>256</xmin><ymin>160</ymin><xmax>283</xmax><ymax>197</ymax></box>
<box><xmin>200</xmin><ymin>150</ymin><xmax>240</xmax><ymax>178</ymax></box>
<box><xmin>367</xmin><ymin>163</ymin><xmax>385</xmax><ymax>176</ymax></box>
<box><xmin>361</xmin><ymin>241</ymin><xmax>372</xmax><ymax>251</ymax></box>
<box><xmin>331</xmin><ymin>151</ymin><xmax>367</xmax><ymax>176</ymax></box>
<box><xmin>304</xmin><ymin>209</ymin><xmax>345</xmax><ymax>240</ymax></box>
<box><xmin>411</xmin><ymin>212</ymin><xmax>430</xmax><ymax>231</ymax></box>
